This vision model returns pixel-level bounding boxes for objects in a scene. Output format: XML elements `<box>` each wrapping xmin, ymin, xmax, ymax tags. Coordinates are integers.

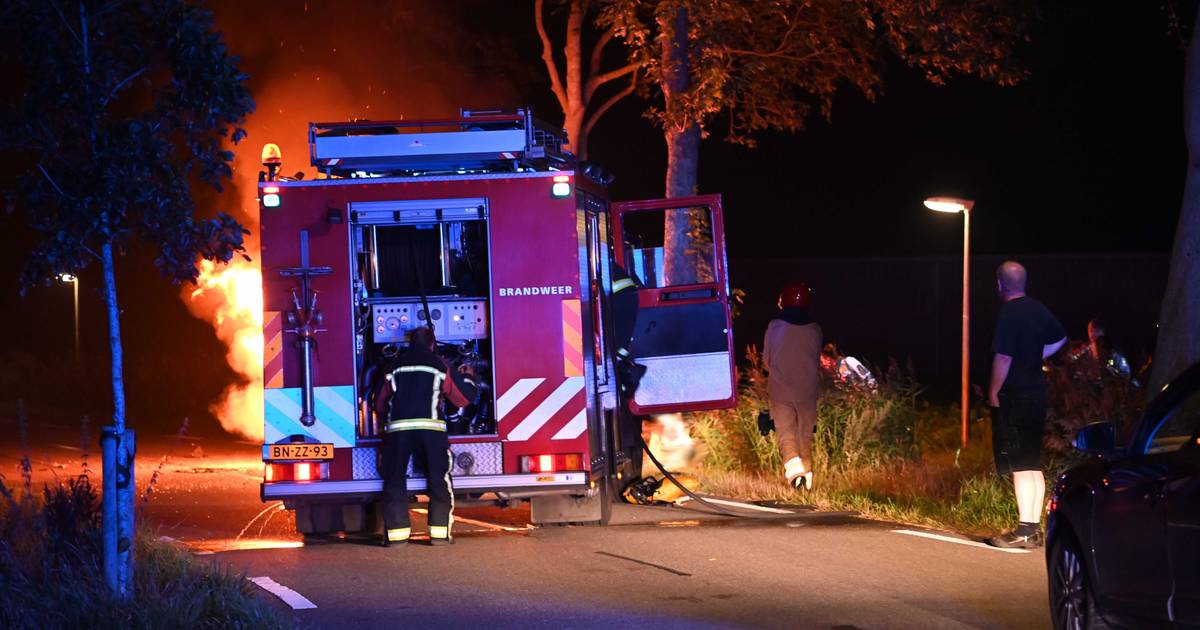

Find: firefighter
<box><xmin>763</xmin><ymin>282</ymin><xmax>823</xmax><ymax>491</ymax></box>
<box><xmin>373</xmin><ymin>327</ymin><xmax>477</xmax><ymax>546</ymax></box>
<box><xmin>611</xmin><ymin>262</ymin><xmax>646</xmax><ymax>397</ymax></box>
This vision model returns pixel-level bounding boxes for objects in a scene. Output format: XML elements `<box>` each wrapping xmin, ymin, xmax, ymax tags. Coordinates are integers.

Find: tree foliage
<box><xmin>0</xmin><ymin>0</ymin><xmax>254</xmax><ymax>291</ymax></box>
<box><xmin>600</xmin><ymin>0</ymin><xmax>1031</xmax><ymax>146</ymax></box>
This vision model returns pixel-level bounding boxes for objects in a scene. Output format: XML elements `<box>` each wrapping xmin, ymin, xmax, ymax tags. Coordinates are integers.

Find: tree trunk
<box><xmin>100</xmin><ymin>241</ymin><xmax>134</xmax><ymax>598</ymax></box>
<box><xmin>661</xmin><ymin>7</ymin><xmax>705</xmax><ymax>286</ymax></box>
<box><xmin>102</xmin><ymin>242</ymin><xmax>127</xmax><ymax>431</ymax></box>
<box><xmin>1151</xmin><ymin>11</ymin><xmax>1200</xmax><ymax>392</ymax></box>
<box><xmin>563</xmin><ymin>0</ymin><xmax>587</xmax><ymax>159</ymax></box>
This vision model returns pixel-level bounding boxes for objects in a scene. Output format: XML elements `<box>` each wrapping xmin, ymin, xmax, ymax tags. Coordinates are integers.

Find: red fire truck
<box><xmin>256</xmin><ymin>108</ymin><xmax>735</xmax><ymax>532</ymax></box>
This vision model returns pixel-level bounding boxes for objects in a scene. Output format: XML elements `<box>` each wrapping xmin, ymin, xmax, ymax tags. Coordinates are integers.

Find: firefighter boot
<box><xmin>617</xmin><ymin>356</ymin><xmax>648</xmax><ymax>398</ymax></box>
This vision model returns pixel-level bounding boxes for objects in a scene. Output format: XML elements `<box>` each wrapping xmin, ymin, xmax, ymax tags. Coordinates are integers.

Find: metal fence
<box><xmin>730</xmin><ymin>254</ymin><xmax>1169</xmax><ymax>398</ymax></box>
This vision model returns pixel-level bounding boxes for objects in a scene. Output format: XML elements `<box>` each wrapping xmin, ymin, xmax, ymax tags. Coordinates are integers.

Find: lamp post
<box><xmin>924</xmin><ymin>197</ymin><xmax>974</xmax><ymax>448</ymax></box>
<box><xmin>59</xmin><ymin>273</ymin><xmax>79</xmax><ymax>362</ymax></box>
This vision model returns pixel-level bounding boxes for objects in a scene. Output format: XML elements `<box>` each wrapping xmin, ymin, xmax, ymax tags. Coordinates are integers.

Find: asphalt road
<box><xmin>2</xmin><ymin>421</ymin><xmax>1050</xmax><ymax>629</ymax></box>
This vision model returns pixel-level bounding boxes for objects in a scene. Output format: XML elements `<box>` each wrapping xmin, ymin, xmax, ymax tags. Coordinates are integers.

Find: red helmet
<box><xmin>779</xmin><ymin>282</ymin><xmax>812</xmax><ymax>309</ymax></box>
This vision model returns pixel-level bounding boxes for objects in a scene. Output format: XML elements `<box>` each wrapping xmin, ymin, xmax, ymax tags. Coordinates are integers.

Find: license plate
<box><xmin>266</xmin><ymin>443</ymin><xmax>335</xmax><ymax>461</ymax></box>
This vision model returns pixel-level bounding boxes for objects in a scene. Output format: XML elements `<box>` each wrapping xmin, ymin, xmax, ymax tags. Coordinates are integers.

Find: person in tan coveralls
<box><xmin>763</xmin><ymin>282</ymin><xmax>823</xmax><ymax>490</ymax></box>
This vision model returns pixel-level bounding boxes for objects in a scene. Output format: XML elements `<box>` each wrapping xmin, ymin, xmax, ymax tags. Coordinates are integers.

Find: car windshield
<box><xmin>1145</xmin><ymin>387</ymin><xmax>1200</xmax><ymax>455</ymax></box>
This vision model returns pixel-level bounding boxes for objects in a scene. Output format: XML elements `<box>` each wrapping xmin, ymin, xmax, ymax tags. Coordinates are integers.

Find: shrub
<box><xmin>688</xmin><ymin>347</ymin><xmax>1017</xmax><ymax>534</ymax></box>
<box><xmin>0</xmin><ymin>419</ymin><xmax>288</xmax><ymax>629</ymax></box>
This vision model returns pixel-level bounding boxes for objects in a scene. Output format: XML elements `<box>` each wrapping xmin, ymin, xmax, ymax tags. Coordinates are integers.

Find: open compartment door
<box><xmin>612</xmin><ymin>194</ymin><xmax>736</xmax><ymax>414</ymax></box>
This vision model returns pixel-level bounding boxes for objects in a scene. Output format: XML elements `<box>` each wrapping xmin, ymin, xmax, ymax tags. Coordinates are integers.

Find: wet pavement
<box><xmin>1</xmin><ymin>420</ymin><xmax>1051</xmax><ymax>628</ymax></box>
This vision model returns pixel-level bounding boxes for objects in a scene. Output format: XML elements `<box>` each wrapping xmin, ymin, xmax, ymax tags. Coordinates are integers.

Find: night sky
<box><xmin>0</xmin><ymin>1</ymin><xmax>1191</xmax><ymax>433</ymax></box>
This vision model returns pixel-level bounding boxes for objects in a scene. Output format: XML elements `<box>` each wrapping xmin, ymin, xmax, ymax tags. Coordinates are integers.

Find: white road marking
<box><xmin>676</xmin><ymin>496</ymin><xmax>795</xmax><ymax>515</ymax></box>
<box><xmin>892</xmin><ymin>529</ymin><xmax>1033</xmax><ymax>554</ymax></box>
<box><xmin>248</xmin><ymin>576</ymin><xmax>318</xmax><ymax>609</ymax></box>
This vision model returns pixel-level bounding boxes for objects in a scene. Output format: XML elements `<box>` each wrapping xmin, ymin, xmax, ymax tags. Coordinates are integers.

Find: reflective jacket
<box><xmin>373</xmin><ymin>348</ymin><xmax>477</xmax><ymax>432</ymax></box>
<box><xmin>612</xmin><ymin>263</ymin><xmax>642</xmax><ymax>294</ymax></box>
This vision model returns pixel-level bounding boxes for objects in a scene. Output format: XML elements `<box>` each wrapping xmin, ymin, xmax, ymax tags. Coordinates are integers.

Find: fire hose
<box><xmin>635</xmin><ymin>434</ymin><xmax>847</xmax><ymax>520</ymax></box>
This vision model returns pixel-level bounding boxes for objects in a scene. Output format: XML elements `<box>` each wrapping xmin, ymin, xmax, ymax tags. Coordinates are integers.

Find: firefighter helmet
<box><xmin>779</xmin><ymin>282</ymin><xmax>812</xmax><ymax>309</ymax></box>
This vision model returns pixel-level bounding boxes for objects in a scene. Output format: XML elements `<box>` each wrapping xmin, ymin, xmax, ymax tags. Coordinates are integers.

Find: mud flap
<box><xmin>530</xmin><ymin>478</ymin><xmax>612</xmax><ymax>526</ymax></box>
<box><xmin>295</xmin><ymin>502</ymin><xmax>367</xmax><ymax>534</ymax></box>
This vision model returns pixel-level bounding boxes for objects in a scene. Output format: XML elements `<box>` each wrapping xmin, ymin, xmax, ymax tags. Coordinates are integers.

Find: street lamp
<box><xmin>59</xmin><ymin>273</ymin><xmax>80</xmax><ymax>362</ymax></box>
<box><xmin>924</xmin><ymin>196</ymin><xmax>974</xmax><ymax>448</ymax></box>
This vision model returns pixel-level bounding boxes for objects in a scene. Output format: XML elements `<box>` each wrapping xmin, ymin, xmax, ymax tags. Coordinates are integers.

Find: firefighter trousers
<box><xmin>770</xmin><ymin>399</ymin><xmax>816</xmax><ymax>476</ymax></box>
<box><xmin>380</xmin><ymin>428</ymin><xmax>454</xmax><ymax>539</ymax></box>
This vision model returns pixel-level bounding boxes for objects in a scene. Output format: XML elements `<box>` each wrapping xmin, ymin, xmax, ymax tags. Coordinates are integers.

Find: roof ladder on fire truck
<box><xmin>308</xmin><ymin>107</ymin><xmax>570</xmax><ymax>177</ymax></box>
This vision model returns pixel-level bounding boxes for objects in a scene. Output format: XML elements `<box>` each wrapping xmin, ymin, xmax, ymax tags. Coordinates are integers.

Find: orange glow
<box><xmin>262</xmin><ymin>185</ymin><xmax>280</xmax><ymax>194</ymax></box>
<box><xmin>184</xmin><ymin>258</ymin><xmax>265</xmax><ymax>440</ymax></box>
<box><xmin>553</xmin><ymin>175</ymin><xmax>570</xmax><ymax>182</ymax></box>
<box><xmin>264</xmin><ymin>464</ymin><xmax>274</xmax><ymax>482</ymax></box>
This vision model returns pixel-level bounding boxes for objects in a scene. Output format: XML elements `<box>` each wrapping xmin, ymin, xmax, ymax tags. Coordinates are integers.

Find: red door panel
<box><xmin>611</xmin><ymin>194</ymin><xmax>736</xmax><ymax>414</ymax></box>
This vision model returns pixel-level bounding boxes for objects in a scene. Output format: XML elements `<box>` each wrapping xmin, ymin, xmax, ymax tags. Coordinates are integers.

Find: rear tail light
<box><xmin>261</xmin><ymin>185</ymin><xmax>281</xmax><ymax>208</ymax></box>
<box><xmin>519</xmin><ymin>453</ymin><xmax>583</xmax><ymax>473</ymax></box>
<box><xmin>295</xmin><ymin>462</ymin><xmax>315</xmax><ymax>481</ymax></box>
<box><xmin>262</xmin><ymin>462</ymin><xmax>329</xmax><ymax>482</ymax></box>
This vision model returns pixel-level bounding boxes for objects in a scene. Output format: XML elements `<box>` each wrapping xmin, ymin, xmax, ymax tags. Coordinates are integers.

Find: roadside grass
<box><xmin>689</xmin><ymin>350</ymin><xmax>1019</xmax><ymax>536</ymax></box>
<box><xmin>0</xmin><ymin>408</ymin><xmax>289</xmax><ymax>629</ymax></box>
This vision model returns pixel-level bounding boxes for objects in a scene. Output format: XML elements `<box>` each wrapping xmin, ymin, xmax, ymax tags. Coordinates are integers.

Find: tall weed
<box><xmin>688</xmin><ymin>348</ymin><xmax>1018</xmax><ymax>534</ymax></box>
<box><xmin>0</xmin><ymin>415</ymin><xmax>287</xmax><ymax>629</ymax></box>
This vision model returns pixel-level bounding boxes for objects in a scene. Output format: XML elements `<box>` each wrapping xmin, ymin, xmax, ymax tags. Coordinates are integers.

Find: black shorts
<box><xmin>991</xmin><ymin>390</ymin><xmax>1047</xmax><ymax>474</ymax></box>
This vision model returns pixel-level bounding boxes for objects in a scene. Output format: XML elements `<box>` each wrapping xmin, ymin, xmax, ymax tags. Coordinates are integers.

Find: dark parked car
<box><xmin>1047</xmin><ymin>362</ymin><xmax>1200</xmax><ymax>629</ymax></box>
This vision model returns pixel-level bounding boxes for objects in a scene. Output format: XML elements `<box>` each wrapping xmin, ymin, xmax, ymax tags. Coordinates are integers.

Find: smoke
<box><xmin>183</xmin><ymin>1</ymin><xmax>516</xmax><ymax>440</ymax></box>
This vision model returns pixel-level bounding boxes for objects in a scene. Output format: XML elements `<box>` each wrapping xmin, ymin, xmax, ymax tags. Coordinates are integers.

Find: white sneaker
<box><xmin>790</xmin><ymin>471</ymin><xmax>814</xmax><ymax>491</ymax></box>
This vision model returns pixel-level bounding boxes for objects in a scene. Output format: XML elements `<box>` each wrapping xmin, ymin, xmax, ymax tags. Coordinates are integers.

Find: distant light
<box><xmin>924</xmin><ymin>197</ymin><xmax>974</xmax><ymax>214</ymax></box>
<box><xmin>262</xmin><ymin>193</ymin><xmax>281</xmax><ymax>208</ymax></box>
<box><xmin>59</xmin><ymin>273</ymin><xmax>77</xmax><ymax>283</ymax></box>
<box><xmin>551</xmin><ymin>182</ymin><xmax>571</xmax><ymax>198</ymax></box>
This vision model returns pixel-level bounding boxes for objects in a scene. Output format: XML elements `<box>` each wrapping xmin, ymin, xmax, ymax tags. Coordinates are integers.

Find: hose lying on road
<box><xmin>636</xmin><ymin>434</ymin><xmax>854</xmax><ymax>520</ymax></box>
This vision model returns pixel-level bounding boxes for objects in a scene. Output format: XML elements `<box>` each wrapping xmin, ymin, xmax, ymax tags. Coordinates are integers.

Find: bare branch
<box><xmin>588</xmin><ymin>26</ymin><xmax>616</xmax><ymax>84</ymax></box>
<box><xmin>102</xmin><ymin>67</ymin><xmax>146</xmax><ymax>108</ymax></box>
<box><xmin>582</xmin><ymin>71</ymin><xmax>637</xmax><ymax>139</ymax></box>
<box><xmin>49</xmin><ymin>0</ymin><xmax>81</xmax><ymax>45</ymax></box>
<box><xmin>36</xmin><ymin>163</ymin><xmax>67</xmax><ymax>198</ymax></box>
<box><xmin>584</xmin><ymin>62</ymin><xmax>637</xmax><ymax>102</ymax></box>
<box><xmin>79</xmin><ymin>1</ymin><xmax>90</xmax><ymax>75</ymax></box>
<box><xmin>535</xmin><ymin>0</ymin><xmax>569</xmax><ymax>112</ymax></box>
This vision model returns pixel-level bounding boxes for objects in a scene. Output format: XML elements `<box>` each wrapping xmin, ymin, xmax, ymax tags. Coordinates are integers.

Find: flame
<box><xmin>643</xmin><ymin>413</ymin><xmax>696</xmax><ymax>476</ymax></box>
<box><xmin>186</xmin><ymin>259</ymin><xmax>265</xmax><ymax>440</ymax></box>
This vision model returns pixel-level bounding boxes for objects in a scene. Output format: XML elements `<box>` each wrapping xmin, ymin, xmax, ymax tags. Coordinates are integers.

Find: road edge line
<box><xmin>891</xmin><ymin>529</ymin><xmax>1033</xmax><ymax>554</ymax></box>
<box><xmin>248</xmin><ymin>576</ymin><xmax>318</xmax><ymax>609</ymax></box>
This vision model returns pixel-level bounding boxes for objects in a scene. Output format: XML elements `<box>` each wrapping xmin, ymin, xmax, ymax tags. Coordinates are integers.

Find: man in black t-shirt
<box><xmin>986</xmin><ymin>261</ymin><xmax>1067</xmax><ymax>549</ymax></box>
